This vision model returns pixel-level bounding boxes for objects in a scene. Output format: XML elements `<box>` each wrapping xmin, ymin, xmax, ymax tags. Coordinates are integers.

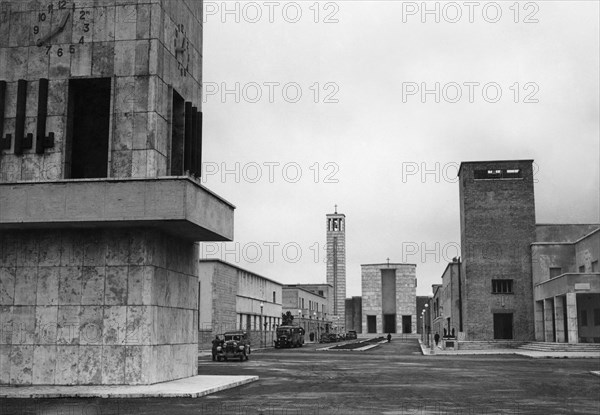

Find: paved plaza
<box><xmin>1</xmin><ymin>339</ymin><xmax>598</xmax><ymax>414</ymax></box>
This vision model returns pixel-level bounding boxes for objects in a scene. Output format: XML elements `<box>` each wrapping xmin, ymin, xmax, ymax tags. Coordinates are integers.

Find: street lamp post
<box><xmin>313</xmin><ymin>311</ymin><xmax>317</xmax><ymax>342</ymax></box>
<box><xmin>421</xmin><ymin>310</ymin><xmax>425</xmax><ymax>344</ymax></box>
<box><xmin>424</xmin><ymin>304</ymin><xmax>429</xmax><ymax>346</ymax></box>
<box><xmin>260</xmin><ymin>302</ymin><xmax>264</xmax><ymax>348</ymax></box>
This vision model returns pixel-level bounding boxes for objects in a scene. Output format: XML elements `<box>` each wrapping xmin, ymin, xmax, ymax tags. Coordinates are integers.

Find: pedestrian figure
<box><xmin>387</xmin><ymin>333</ymin><xmax>392</xmax><ymax>343</ymax></box>
<box><xmin>211</xmin><ymin>336</ymin><xmax>221</xmax><ymax>361</ymax></box>
<box><xmin>434</xmin><ymin>332</ymin><xmax>440</xmax><ymax>346</ymax></box>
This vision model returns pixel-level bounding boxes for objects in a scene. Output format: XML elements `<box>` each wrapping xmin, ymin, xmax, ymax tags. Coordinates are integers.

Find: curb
<box><xmin>0</xmin><ymin>376</ymin><xmax>259</xmax><ymax>399</ymax></box>
<box><xmin>317</xmin><ymin>339</ymin><xmax>387</xmax><ymax>352</ymax></box>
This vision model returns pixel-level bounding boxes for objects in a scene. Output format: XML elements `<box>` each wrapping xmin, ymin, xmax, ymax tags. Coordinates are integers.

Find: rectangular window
<box><xmin>66</xmin><ymin>78</ymin><xmax>111</xmax><ymax>178</ymax></box>
<box><xmin>549</xmin><ymin>267</ymin><xmax>562</xmax><ymax>278</ymax></box>
<box><xmin>578</xmin><ymin>265</ymin><xmax>585</xmax><ymax>273</ymax></box>
<box><xmin>592</xmin><ymin>261</ymin><xmax>598</xmax><ymax>272</ymax></box>
<box><xmin>273</xmin><ymin>291</ymin><xmax>276</xmax><ymax>303</ymax></box>
<box><xmin>474</xmin><ymin>169</ymin><xmax>522</xmax><ymax>180</ymax></box>
<box><xmin>594</xmin><ymin>309</ymin><xmax>600</xmax><ymax>326</ymax></box>
<box><xmin>170</xmin><ymin>89</ymin><xmax>185</xmax><ymax>175</ymax></box>
<box><xmin>581</xmin><ymin>310</ymin><xmax>588</xmax><ymax>326</ymax></box>
<box><xmin>492</xmin><ymin>279</ymin><xmax>514</xmax><ymax>294</ymax></box>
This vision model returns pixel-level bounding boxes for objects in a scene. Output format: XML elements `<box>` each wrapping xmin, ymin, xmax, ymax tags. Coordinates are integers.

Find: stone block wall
<box><xmin>361</xmin><ymin>264</ymin><xmax>416</xmax><ymax>334</ymax></box>
<box><xmin>0</xmin><ymin>0</ymin><xmax>203</xmax><ymax>181</ymax></box>
<box><xmin>0</xmin><ymin>227</ymin><xmax>199</xmax><ymax>385</ymax></box>
<box><xmin>211</xmin><ymin>262</ymin><xmax>237</xmax><ymax>333</ymax></box>
<box><xmin>459</xmin><ymin>161</ymin><xmax>536</xmax><ymax>341</ymax></box>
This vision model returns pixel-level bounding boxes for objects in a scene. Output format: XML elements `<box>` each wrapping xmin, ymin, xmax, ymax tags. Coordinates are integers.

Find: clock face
<box><xmin>174</xmin><ymin>23</ymin><xmax>190</xmax><ymax>77</ymax></box>
<box><xmin>29</xmin><ymin>1</ymin><xmax>90</xmax><ymax>57</ymax></box>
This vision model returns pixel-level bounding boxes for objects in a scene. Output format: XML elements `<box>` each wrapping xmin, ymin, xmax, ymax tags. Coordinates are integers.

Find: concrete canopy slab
<box><xmin>0</xmin><ymin>177</ymin><xmax>234</xmax><ymax>241</ymax></box>
<box><xmin>0</xmin><ymin>375</ymin><xmax>258</xmax><ymax>398</ymax></box>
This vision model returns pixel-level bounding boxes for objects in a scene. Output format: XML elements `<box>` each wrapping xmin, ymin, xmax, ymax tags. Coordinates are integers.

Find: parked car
<box><xmin>274</xmin><ymin>325</ymin><xmax>305</xmax><ymax>348</ymax></box>
<box><xmin>215</xmin><ymin>331</ymin><xmax>251</xmax><ymax>362</ymax></box>
<box><xmin>346</xmin><ymin>330</ymin><xmax>357</xmax><ymax>340</ymax></box>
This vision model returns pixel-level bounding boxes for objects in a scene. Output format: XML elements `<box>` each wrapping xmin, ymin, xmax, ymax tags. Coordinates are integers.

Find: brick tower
<box><xmin>458</xmin><ymin>160</ymin><xmax>535</xmax><ymax>341</ymax></box>
<box><xmin>326</xmin><ymin>207</ymin><xmax>346</xmax><ymax>331</ymax></box>
<box><xmin>0</xmin><ymin>0</ymin><xmax>234</xmax><ymax>385</ymax></box>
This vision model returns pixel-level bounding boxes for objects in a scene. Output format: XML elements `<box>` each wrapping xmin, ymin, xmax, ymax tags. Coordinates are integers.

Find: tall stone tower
<box><xmin>458</xmin><ymin>160</ymin><xmax>535</xmax><ymax>341</ymax></box>
<box><xmin>0</xmin><ymin>0</ymin><xmax>234</xmax><ymax>385</ymax></box>
<box><xmin>326</xmin><ymin>208</ymin><xmax>346</xmax><ymax>330</ymax></box>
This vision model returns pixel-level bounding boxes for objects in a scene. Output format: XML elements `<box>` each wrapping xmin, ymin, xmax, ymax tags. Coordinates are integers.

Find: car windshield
<box><xmin>277</xmin><ymin>329</ymin><xmax>290</xmax><ymax>335</ymax></box>
<box><xmin>225</xmin><ymin>335</ymin><xmax>240</xmax><ymax>341</ymax></box>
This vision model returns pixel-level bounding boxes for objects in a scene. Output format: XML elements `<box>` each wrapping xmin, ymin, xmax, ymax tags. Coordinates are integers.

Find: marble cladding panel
<box><xmin>0</xmin><ymin>228</ymin><xmax>199</xmax><ymax>384</ymax></box>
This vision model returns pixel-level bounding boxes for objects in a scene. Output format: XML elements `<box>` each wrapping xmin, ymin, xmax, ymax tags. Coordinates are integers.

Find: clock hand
<box><xmin>36</xmin><ymin>12</ymin><xmax>71</xmax><ymax>47</ymax></box>
<box><xmin>175</xmin><ymin>38</ymin><xmax>186</xmax><ymax>54</ymax></box>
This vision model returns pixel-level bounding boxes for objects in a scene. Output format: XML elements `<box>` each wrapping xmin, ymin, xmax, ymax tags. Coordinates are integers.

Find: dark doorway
<box><xmin>402</xmin><ymin>316</ymin><xmax>412</xmax><ymax>334</ymax></box>
<box><xmin>383</xmin><ymin>314</ymin><xmax>396</xmax><ymax>333</ymax></box>
<box><xmin>367</xmin><ymin>315</ymin><xmax>376</xmax><ymax>333</ymax></box>
<box><xmin>67</xmin><ymin>78</ymin><xmax>111</xmax><ymax>178</ymax></box>
<box><xmin>493</xmin><ymin>313</ymin><xmax>513</xmax><ymax>339</ymax></box>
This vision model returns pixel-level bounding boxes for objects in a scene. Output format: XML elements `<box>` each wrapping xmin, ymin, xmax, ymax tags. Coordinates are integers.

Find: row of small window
<box><xmin>492</xmin><ymin>279</ymin><xmax>513</xmax><ymax>294</ymax></box>
<box><xmin>549</xmin><ymin>261</ymin><xmax>599</xmax><ymax>278</ymax></box>
<box><xmin>580</xmin><ymin>309</ymin><xmax>600</xmax><ymax>326</ymax></box>
<box><xmin>474</xmin><ymin>169</ymin><xmax>522</xmax><ymax>180</ymax></box>
<box><xmin>298</xmin><ymin>298</ymin><xmax>325</xmax><ymax>314</ymax></box>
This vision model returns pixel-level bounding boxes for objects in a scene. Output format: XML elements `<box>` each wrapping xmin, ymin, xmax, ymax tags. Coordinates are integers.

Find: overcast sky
<box><xmin>199</xmin><ymin>0</ymin><xmax>599</xmax><ymax>297</ymax></box>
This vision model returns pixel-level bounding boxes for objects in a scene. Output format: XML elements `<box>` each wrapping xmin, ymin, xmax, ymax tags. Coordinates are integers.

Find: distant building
<box><xmin>198</xmin><ymin>260</ymin><xmax>282</xmax><ymax>349</ymax></box>
<box><xmin>431</xmin><ymin>160</ymin><xmax>599</xmax><ymax>345</ymax></box>
<box><xmin>326</xmin><ymin>209</ymin><xmax>346</xmax><ymax>327</ymax></box>
<box><xmin>282</xmin><ymin>285</ymin><xmax>331</xmax><ymax>341</ymax></box>
<box><xmin>430</xmin><ymin>262</ymin><xmax>462</xmax><ymax>338</ymax></box>
<box><xmin>361</xmin><ymin>263</ymin><xmax>417</xmax><ymax>334</ymax></box>
<box><xmin>345</xmin><ymin>296</ymin><xmax>363</xmax><ymax>333</ymax></box>
<box><xmin>458</xmin><ymin>160</ymin><xmax>536</xmax><ymax>341</ymax></box>
<box><xmin>532</xmin><ymin>225</ymin><xmax>599</xmax><ymax>343</ymax></box>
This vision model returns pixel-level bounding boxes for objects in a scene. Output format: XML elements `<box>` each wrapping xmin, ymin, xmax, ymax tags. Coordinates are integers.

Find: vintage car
<box><xmin>346</xmin><ymin>330</ymin><xmax>357</xmax><ymax>340</ymax></box>
<box><xmin>274</xmin><ymin>325</ymin><xmax>305</xmax><ymax>348</ymax></box>
<box><xmin>215</xmin><ymin>331</ymin><xmax>251</xmax><ymax>361</ymax></box>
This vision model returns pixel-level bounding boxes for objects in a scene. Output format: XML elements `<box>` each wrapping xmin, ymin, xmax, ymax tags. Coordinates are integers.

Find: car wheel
<box><xmin>212</xmin><ymin>354</ymin><xmax>216</xmax><ymax>361</ymax></box>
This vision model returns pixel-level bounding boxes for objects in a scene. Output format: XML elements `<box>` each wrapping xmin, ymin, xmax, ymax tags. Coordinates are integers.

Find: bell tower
<box><xmin>0</xmin><ymin>0</ymin><xmax>234</xmax><ymax>385</ymax></box>
<box><xmin>326</xmin><ymin>206</ymin><xmax>346</xmax><ymax>331</ymax></box>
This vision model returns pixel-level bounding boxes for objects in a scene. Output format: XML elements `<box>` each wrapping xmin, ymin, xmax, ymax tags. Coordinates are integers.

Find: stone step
<box><xmin>518</xmin><ymin>342</ymin><xmax>600</xmax><ymax>352</ymax></box>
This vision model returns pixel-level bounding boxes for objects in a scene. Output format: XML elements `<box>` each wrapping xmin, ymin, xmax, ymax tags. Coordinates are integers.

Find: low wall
<box><xmin>457</xmin><ymin>341</ymin><xmax>528</xmax><ymax>350</ymax></box>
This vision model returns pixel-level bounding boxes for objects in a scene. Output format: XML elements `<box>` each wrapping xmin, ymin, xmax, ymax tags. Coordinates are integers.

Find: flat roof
<box><xmin>458</xmin><ymin>159</ymin><xmax>534</xmax><ymax>177</ymax></box>
<box><xmin>531</xmin><ymin>227</ymin><xmax>600</xmax><ymax>245</ymax></box>
<box><xmin>361</xmin><ymin>263</ymin><xmax>417</xmax><ymax>267</ymax></box>
<box><xmin>198</xmin><ymin>259</ymin><xmax>283</xmax><ymax>286</ymax></box>
<box><xmin>282</xmin><ymin>285</ymin><xmax>326</xmax><ymax>298</ymax></box>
